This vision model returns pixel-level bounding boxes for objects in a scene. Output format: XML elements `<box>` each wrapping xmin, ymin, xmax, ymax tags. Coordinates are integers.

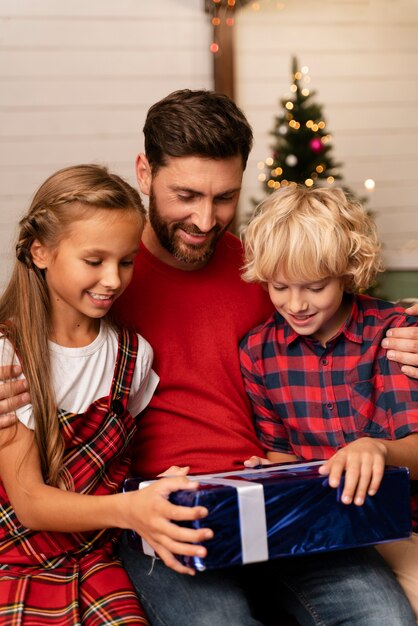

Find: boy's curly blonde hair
<box><xmin>241</xmin><ymin>185</ymin><xmax>383</xmax><ymax>292</ymax></box>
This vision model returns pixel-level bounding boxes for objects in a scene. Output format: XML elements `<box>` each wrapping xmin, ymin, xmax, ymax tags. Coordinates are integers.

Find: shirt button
<box><xmin>321</xmin><ymin>358</ymin><xmax>328</xmax><ymax>365</ymax></box>
<box><xmin>111</xmin><ymin>399</ymin><xmax>124</xmax><ymax>416</ymax></box>
<box><xmin>326</xmin><ymin>402</ymin><xmax>333</xmax><ymax>410</ymax></box>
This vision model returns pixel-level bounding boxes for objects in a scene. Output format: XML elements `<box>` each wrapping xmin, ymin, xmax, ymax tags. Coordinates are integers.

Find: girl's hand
<box><xmin>157</xmin><ymin>465</ymin><xmax>190</xmax><ymax>477</ymax></box>
<box><xmin>318</xmin><ymin>438</ymin><xmax>387</xmax><ymax>506</ymax></box>
<box><xmin>125</xmin><ymin>476</ymin><xmax>213</xmax><ymax>576</ymax></box>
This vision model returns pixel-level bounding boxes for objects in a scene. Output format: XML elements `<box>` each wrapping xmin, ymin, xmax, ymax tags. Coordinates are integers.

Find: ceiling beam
<box><xmin>204</xmin><ymin>0</ymin><xmax>252</xmax><ymax>100</ymax></box>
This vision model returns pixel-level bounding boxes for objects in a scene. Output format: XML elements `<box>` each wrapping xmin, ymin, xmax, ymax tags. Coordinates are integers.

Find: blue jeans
<box><xmin>119</xmin><ymin>533</ymin><xmax>416</xmax><ymax>626</ymax></box>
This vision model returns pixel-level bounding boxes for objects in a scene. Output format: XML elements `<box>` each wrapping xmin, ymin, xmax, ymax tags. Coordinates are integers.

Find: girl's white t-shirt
<box><xmin>0</xmin><ymin>324</ymin><xmax>159</xmax><ymax>430</ymax></box>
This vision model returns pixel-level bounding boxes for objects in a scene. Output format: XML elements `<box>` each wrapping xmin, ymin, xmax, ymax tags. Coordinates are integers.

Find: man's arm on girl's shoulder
<box><xmin>0</xmin><ymin>365</ymin><xmax>30</xmax><ymax>427</ymax></box>
<box><xmin>382</xmin><ymin>303</ymin><xmax>418</xmax><ymax>379</ymax></box>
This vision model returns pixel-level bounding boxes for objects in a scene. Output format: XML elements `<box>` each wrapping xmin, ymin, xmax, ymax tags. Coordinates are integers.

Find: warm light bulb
<box><xmin>210</xmin><ymin>43</ymin><xmax>219</xmax><ymax>53</ymax></box>
<box><xmin>285</xmin><ymin>101</ymin><xmax>294</xmax><ymax>110</ymax></box>
<box><xmin>305</xmin><ymin>178</ymin><xmax>314</xmax><ymax>187</ymax></box>
<box><xmin>301</xmin><ymin>66</ymin><xmax>309</xmax><ymax>74</ymax></box>
<box><xmin>257</xmin><ymin>161</ymin><xmax>265</xmax><ymax>170</ymax></box>
<box><xmin>364</xmin><ymin>178</ymin><xmax>376</xmax><ymax>191</ymax></box>
<box><xmin>265</xmin><ymin>157</ymin><xmax>274</xmax><ymax>166</ymax></box>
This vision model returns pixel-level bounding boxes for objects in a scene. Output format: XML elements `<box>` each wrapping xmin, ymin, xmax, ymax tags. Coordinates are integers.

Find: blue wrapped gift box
<box><xmin>123</xmin><ymin>461</ymin><xmax>412</xmax><ymax>571</ymax></box>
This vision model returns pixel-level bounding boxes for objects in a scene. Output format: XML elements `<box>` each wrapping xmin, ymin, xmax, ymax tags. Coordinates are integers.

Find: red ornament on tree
<box><xmin>309</xmin><ymin>137</ymin><xmax>323</xmax><ymax>153</ymax></box>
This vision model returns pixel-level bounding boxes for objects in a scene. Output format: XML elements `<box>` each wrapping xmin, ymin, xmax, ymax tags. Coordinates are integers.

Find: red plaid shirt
<box><xmin>240</xmin><ymin>295</ymin><xmax>418</xmax><ymax>529</ymax></box>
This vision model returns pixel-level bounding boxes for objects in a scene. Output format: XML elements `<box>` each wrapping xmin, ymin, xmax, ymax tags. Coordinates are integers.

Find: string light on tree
<box><xmin>258</xmin><ymin>56</ymin><xmax>352</xmax><ymax>195</ymax></box>
<box><xmin>286</xmin><ymin>154</ymin><xmax>298</xmax><ymax>166</ymax></box>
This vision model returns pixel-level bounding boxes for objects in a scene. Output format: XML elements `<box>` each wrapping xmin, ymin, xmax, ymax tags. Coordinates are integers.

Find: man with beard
<box><xmin>1</xmin><ymin>90</ymin><xmax>418</xmax><ymax>625</ymax></box>
<box><xmin>110</xmin><ymin>90</ymin><xmax>418</xmax><ymax>626</ymax></box>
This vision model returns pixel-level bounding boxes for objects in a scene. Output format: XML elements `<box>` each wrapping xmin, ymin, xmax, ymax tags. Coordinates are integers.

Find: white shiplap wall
<box><xmin>0</xmin><ymin>0</ymin><xmax>211</xmax><ymax>288</ymax></box>
<box><xmin>235</xmin><ymin>0</ymin><xmax>418</xmax><ymax>270</ymax></box>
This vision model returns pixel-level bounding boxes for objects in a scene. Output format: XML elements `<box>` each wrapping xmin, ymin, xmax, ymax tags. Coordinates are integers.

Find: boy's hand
<box><xmin>318</xmin><ymin>438</ymin><xmax>387</xmax><ymax>506</ymax></box>
<box><xmin>243</xmin><ymin>455</ymin><xmax>272</xmax><ymax>468</ymax></box>
<box><xmin>127</xmin><ymin>476</ymin><xmax>213</xmax><ymax>576</ymax></box>
<box><xmin>0</xmin><ymin>365</ymin><xmax>30</xmax><ymax>426</ymax></box>
<box><xmin>244</xmin><ymin>451</ymin><xmax>297</xmax><ymax>468</ymax></box>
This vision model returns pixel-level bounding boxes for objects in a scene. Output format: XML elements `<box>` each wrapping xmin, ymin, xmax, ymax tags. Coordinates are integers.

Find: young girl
<box><xmin>0</xmin><ymin>164</ymin><xmax>210</xmax><ymax>625</ymax></box>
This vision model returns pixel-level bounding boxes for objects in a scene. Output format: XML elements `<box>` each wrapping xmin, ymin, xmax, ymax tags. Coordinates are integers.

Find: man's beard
<box><xmin>148</xmin><ymin>192</ymin><xmax>228</xmax><ymax>266</ymax></box>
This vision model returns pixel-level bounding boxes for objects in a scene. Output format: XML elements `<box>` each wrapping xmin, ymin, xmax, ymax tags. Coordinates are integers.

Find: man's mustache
<box><xmin>174</xmin><ymin>223</ymin><xmax>221</xmax><ymax>236</ymax></box>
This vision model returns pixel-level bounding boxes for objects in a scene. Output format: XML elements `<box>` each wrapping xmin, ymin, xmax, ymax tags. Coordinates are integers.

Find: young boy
<box><xmin>240</xmin><ymin>185</ymin><xmax>418</xmax><ymax>619</ymax></box>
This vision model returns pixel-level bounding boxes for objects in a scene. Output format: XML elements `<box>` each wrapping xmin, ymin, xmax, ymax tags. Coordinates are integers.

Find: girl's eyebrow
<box><xmin>82</xmin><ymin>245</ymin><xmax>140</xmax><ymax>256</ymax></box>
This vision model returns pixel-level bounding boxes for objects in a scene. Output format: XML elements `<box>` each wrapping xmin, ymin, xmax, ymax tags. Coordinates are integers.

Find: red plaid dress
<box><xmin>0</xmin><ymin>327</ymin><xmax>149</xmax><ymax>625</ymax></box>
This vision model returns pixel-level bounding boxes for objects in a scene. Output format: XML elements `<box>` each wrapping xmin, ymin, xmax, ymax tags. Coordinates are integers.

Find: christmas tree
<box><xmin>260</xmin><ymin>56</ymin><xmax>344</xmax><ymax>193</ymax></box>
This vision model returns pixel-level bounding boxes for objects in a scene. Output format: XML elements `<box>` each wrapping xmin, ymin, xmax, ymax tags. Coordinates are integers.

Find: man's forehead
<box><xmin>155</xmin><ymin>154</ymin><xmax>244</xmax><ymax>186</ymax></box>
<box><xmin>161</xmin><ymin>153</ymin><xmax>243</xmax><ymax>172</ymax></box>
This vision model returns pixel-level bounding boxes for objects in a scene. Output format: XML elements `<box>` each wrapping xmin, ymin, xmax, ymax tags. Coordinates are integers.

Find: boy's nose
<box><xmin>288</xmin><ymin>294</ymin><xmax>308</xmax><ymax>313</ymax></box>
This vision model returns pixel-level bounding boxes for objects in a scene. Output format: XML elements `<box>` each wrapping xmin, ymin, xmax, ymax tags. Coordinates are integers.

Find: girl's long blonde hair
<box><xmin>0</xmin><ymin>164</ymin><xmax>145</xmax><ymax>486</ymax></box>
<box><xmin>242</xmin><ymin>185</ymin><xmax>383</xmax><ymax>292</ymax></box>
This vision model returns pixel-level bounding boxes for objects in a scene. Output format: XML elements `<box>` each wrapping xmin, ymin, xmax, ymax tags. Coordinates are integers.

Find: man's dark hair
<box><xmin>143</xmin><ymin>89</ymin><xmax>253</xmax><ymax>173</ymax></box>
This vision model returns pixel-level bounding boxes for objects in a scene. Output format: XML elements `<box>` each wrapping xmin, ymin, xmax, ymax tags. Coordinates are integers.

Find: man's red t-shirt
<box><xmin>112</xmin><ymin>232</ymin><xmax>273</xmax><ymax>478</ymax></box>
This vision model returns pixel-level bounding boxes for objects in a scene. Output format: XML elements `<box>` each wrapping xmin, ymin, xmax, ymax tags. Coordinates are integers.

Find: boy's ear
<box><xmin>30</xmin><ymin>239</ymin><xmax>50</xmax><ymax>270</ymax></box>
<box><xmin>136</xmin><ymin>153</ymin><xmax>152</xmax><ymax>197</ymax></box>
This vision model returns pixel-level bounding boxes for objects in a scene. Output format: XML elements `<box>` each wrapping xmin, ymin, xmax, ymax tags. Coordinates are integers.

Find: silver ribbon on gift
<box><xmin>139</xmin><ymin>461</ymin><xmax>323</xmax><ymax>565</ymax></box>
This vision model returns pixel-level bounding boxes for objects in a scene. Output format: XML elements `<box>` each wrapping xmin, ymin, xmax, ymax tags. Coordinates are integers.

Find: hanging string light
<box><xmin>205</xmin><ymin>0</ymin><xmax>251</xmax><ymax>54</ymax></box>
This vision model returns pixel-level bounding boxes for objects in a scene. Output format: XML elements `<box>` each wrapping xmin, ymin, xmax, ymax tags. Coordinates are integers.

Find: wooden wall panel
<box><xmin>0</xmin><ymin>0</ymin><xmax>211</xmax><ymax>287</ymax></box>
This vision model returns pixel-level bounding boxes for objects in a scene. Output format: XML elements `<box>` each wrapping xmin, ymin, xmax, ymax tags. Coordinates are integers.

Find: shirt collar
<box><xmin>281</xmin><ymin>294</ymin><xmax>363</xmax><ymax>347</ymax></box>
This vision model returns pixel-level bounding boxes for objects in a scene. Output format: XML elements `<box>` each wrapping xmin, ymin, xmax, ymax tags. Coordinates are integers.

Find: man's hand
<box><xmin>318</xmin><ymin>438</ymin><xmax>387</xmax><ymax>506</ymax></box>
<box><xmin>381</xmin><ymin>303</ymin><xmax>418</xmax><ymax>379</ymax></box>
<box><xmin>0</xmin><ymin>365</ymin><xmax>30</xmax><ymax>427</ymax></box>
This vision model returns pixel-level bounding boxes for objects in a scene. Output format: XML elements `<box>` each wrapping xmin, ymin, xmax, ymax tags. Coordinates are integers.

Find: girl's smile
<box><xmin>31</xmin><ymin>208</ymin><xmax>141</xmax><ymax>346</ymax></box>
